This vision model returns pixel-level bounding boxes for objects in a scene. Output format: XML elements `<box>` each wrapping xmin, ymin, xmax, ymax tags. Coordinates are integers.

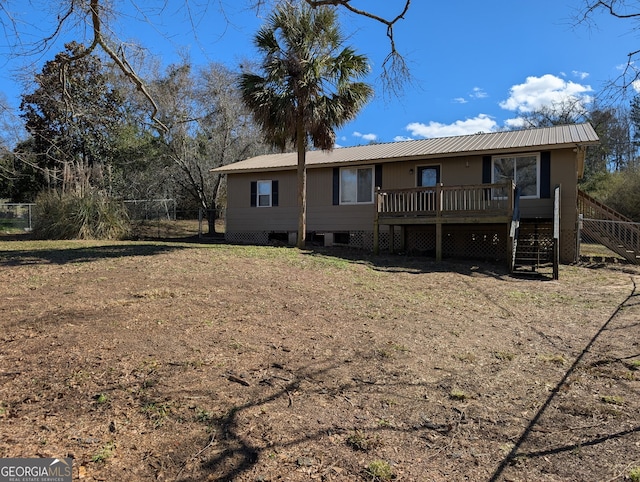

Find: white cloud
<box><xmin>633</xmin><ymin>80</ymin><xmax>640</xmax><ymax>93</ymax></box>
<box><xmin>393</xmin><ymin>135</ymin><xmax>414</xmax><ymax>142</ymax></box>
<box><xmin>499</xmin><ymin>74</ymin><xmax>593</xmax><ymax>113</ymax></box>
<box><xmin>406</xmin><ymin>114</ymin><xmax>498</xmax><ymax>139</ymax></box>
<box><xmin>453</xmin><ymin>87</ymin><xmax>487</xmax><ymax>104</ymax></box>
<box><xmin>503</xmin><ymin>117</ymin><xmax>527</xmax><ymax>129</ymax></box>
<box><xmin>353</xmin><ymin>131</ymin><xmax>377</xmax><ymax>142</ymax></box>
<box><xmin>572</xmin><ymin>70</ymin><xmax>589</xmax><ymax>80</ymax></box>
<box><xmin>471</xmin><ymin>87</ymin><xmax>488</xmax><ymax>99</ymax></box>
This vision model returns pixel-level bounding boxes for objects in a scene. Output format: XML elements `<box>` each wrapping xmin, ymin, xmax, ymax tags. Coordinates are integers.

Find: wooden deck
<box><xmin>373</xmin><ymin>181</ymin><xmax>516</xmax><ymax>259</ymax></box>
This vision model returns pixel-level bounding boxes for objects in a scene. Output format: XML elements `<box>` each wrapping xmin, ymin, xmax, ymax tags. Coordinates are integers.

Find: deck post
<box><xmin>389</xmin><ymin>225</ymin><xmax>395</xmax><ymax>253</ymax></box>
<box><xmin>435</xmin><ymin>183</ymin><xmax>443</xmax><ymax>261</ymax></box>
<box><xmin>373</xmin><ymin>188</ymin><xmax>380</xmax><ymax>254</ymax></box>
<box><xmin>373</xmin><ymin>218</ymin><xmax>379</xmax><ymax>254</ymax></box>
<box><xmin>436</xmin><ymin>222</ymin><xmax>442</xmax><ymax>261</ymax></box>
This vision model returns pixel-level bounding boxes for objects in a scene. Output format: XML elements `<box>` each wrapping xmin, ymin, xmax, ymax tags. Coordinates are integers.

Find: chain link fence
<box><xmin>0</xmin><ymin>203</ymin><xmax>35</xmax><ymax>232</ymax></box>
<box><xmin>123</xmin><ymin>199</ymin><xmax>177</xmax><ymax>221</ymax></box>
<box><xmin>124</xmin><ymin>199</ymin><xmax>224</xmax><ymax>239</ymax></box>
<box><xmin>1</xmin><ymin>199</ymin><xmax>221</xmax><ymax>240</ymax></box>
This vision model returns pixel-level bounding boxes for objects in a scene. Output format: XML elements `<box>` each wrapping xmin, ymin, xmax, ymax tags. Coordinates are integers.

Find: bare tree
<box><xmin>515</xmin><ymin>98</ymin><xmax>590</xmax><ymax>129</ymax></box>
<box><xmin>576</xmin><ymin>1</ymin><xmax>640</xmax><ymax>98</ymax></box>
<box><xmin>146</xmin><ymin>61</ymin><xmax>269</xmax><ymax>233</ymax></box>
<box><xmin>1</xmin><ymin>1</ymin><xmax>411</xmax><ymax>120</ymax></box>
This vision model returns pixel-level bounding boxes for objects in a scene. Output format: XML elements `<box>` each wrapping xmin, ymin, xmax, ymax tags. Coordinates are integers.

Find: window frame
<box><xmin>256</xmin><ymin>180</ymin><xmax>273</xmax><ymax>208</ymax></box>
<box><xmin>339</xmin><ymin>166</ymin><xmax>374</xmax><ymax>205</ymax></box>
<box><xmin>491</xmin><ymin>153</ymin><xmax>541</xmax><ymax>199</ymax></box>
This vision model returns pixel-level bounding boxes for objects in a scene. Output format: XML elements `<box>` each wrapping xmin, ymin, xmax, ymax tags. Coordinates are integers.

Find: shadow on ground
<box><xmin>0</xmin><ymin>242</ymin><xmax>190</xmax><ymax>266</ymax></box>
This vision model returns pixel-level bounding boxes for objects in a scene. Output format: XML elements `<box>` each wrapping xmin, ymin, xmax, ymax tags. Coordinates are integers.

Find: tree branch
<box><xmin>585</xmin><ymin>0</ymin><xmax>640</xmax><ymax>19</ymax></box>
<box><xmin>58</xmin><ymin>0</ymin><xmax>168</xmax><ymax>132</ymax></box>
<box><xmin>575</xmin><ymin>1</ymin><xmax>640</xmax><ymax>100</ymax></box>
<box><xmin>303</xmin><ymin>0</ymin><xmax>412</xmax><ymax>96</ymax></box>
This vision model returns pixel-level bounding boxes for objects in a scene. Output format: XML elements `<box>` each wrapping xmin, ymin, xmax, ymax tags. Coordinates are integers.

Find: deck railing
<box><xmin>376</xmin><ymin>181</ymin><xmax>515</xmax><ymax>219</ymax></box>
<box><xmin>578</xmin><ymin>189</ymin><xmax>640</xmax><ymax>263</ymax></box>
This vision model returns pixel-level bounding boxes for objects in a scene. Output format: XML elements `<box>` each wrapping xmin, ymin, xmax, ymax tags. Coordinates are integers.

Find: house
<box><xmin>212</xmin><ymin>123</ymin><xmax>602</xmax><ymax>273</ymax></box>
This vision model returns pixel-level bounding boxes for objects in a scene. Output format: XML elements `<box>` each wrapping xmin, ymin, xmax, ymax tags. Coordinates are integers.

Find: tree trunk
<box><xmin>296</xmin><ymin>120</ymin><xmax>307</xmax><ymax>249</ymax></box>
<box><xmin>207</xmin><ymin>204</ymin><xmax>216</xmax><ymax>235</ymax></box>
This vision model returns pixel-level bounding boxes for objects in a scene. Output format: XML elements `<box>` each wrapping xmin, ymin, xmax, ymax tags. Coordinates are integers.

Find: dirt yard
<box><xmin>1</xmin><ymin>233</ymin><xmax>639</xmax><ymax>481</ymax></box>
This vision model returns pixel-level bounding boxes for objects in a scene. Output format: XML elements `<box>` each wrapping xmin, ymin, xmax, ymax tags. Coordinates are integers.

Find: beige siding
<box><xmin>225</xmin><ymin>171</ymin><xmax>297</xmax><ymax>233</ymax></box>
<box><xmin>306</xmin><ymin>167</ymin><xmax>376</xmax><ymax>231</ymax></box>
<box><xmin>225</xmin><ymin>147</ymin><xmax>583</xmax><ymax>261</ymax></box>
<box><xmin>552</xmin><ymin>149</ymin><xmax>580</xmax><ymax>262</ymax></box>
<box><xmin>380</xmin><ymin>156</ymin><xmax>480</xmax><ymax>188</ymax></box>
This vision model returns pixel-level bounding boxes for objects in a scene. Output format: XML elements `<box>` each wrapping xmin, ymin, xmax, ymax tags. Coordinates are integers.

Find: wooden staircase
<box><xmin>509</xmin><ymin>185</ymin><xmax>560</xmax><ymax>279</ymax></box>
<box><xmin>512</xmin><ymin>220</ymin><xmax>555</xmax><ymax>272</ymax></box>
<box><xmin>578</xmin><ymin>190</ymin><xmax>640</xmax><ymax>264</ymax></box>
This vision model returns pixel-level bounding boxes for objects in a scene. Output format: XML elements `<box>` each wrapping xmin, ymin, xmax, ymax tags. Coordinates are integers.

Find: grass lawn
<box><xmin>0</xmin><ymin>236</ymin><xmax>638</xmax><ymax>481</ymax></box>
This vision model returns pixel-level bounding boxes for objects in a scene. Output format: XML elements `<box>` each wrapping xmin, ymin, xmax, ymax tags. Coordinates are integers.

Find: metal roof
<box><xmin>212</xmin><ymin>123</ymin><xmax>599</xmax><ymax>174</ymax></box>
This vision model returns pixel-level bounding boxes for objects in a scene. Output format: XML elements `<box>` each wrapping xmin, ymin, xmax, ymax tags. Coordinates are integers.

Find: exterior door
<box><xmin>416</xmin><ymin>166</ymin><xmax>440</xmax><ymax>212</ymax></box>
<box><xmin>417</xmin><ymin>166</ymin><xmax>441</xmax><ymax>187</ymax></box>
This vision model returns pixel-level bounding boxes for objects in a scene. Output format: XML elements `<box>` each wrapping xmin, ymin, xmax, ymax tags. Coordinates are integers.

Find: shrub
<box><xmin>33</xmin><ymin>190</ymin><xmax>130</xmax><ymax>240</ymax></box>
<box><xmin>365</xmin><ymin>460</ymin><xmax>394</xmax><ymax>480</ymax></box>
<box><xmin>603</xmin><ymin>168</ymin><xmax>640</xmax><ymax>221</ymax></box>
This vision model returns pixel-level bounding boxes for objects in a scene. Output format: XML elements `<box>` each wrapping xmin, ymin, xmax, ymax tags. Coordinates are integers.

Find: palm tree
<box><xmin>239</xmin><ymin>2</ymin><xmax>373</xmax><ymax>248</ymax></box>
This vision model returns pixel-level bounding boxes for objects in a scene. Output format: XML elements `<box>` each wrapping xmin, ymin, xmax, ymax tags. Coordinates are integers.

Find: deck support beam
<box><xmin>389</xmin><ymin>225</ymin><xmax>395</xmax><ymax>253</ymax></box>
<box><xmin>435</xmin><ymin>222</ymin><xmax>442</xmax><ymax>262</ymax></box>
<box><xmin>373</xmin><ymin>217</ymin><xmax>379</xmax><ymax>254</ymax></box>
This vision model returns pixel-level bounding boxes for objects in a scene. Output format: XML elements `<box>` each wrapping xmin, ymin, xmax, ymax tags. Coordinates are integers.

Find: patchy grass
<box><xmin>0</xmin><ymin>239</ymin><xmax>638</xmax><ymax>481</ymax></box>
<box><xmin>346</xmin><ymin>430</ymin><xmax>382</xmax><ymax>452</ymax></box>
<box><xmin>365</xmin><ymin>460</ymin><xmax>394</xmax><ymax>481</ymax></box>
<box><xmin>600</xmin><ymin>395</ymin><xmax>625</xmax><ymax>406</ymax></box>
<box><xmin>91</xmin><ymin>442</ymin><xmax>115</xmax><ymax>464</ymax></box>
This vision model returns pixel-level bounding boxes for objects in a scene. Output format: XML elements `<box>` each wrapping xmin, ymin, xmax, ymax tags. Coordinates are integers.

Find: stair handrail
<box><xmin>509</xmin><ymin>184</ymin><xmax>521</xmax><ymax>273</ymax></box>
<box><xmin>553</xmin><ymin>185</ymin><xmax>560</xmax><ymax>280</ymax></box>
<box><xmin>578</xmin><ymin>189</ymin><xmax>635</xmax><ymax>223</ymax></box>
<box><xmin>578</xmin><ymin>189</ymin><xmax>640</xmax><ymax>263</ymax></box>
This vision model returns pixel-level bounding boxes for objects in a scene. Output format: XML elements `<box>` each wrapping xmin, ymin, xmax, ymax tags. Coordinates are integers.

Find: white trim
<box><xmin>257</xmin><ymin>180</ymin><xmax>272</xmax><ymax>207</ymax></box>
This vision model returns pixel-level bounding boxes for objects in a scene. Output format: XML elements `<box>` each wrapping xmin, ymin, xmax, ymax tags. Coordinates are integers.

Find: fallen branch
<box><xmin>228</xmin><ymin>374</ymin><xmax>250</xmax><ymax>386</ymax></box>
<box><xmin>175</xmin><ymin>434</ymin><xmax>216</xmax><ymax>480</ymax></box>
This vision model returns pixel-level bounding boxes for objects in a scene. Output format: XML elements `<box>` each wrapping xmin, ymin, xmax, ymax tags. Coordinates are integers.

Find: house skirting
<box><xmin>224</xmin><ymin>230</ymin><xmax>397</xmax><ymax>250</ymax></box>
<box><xmin>401</xmin><ymin>224</ymin><xmax>509</xmax><ymax>261</ymax></box>
<box><xmin>224</xmin><ymin>226</ymin><xmax>509</xmax><ymax>262</ymax></box>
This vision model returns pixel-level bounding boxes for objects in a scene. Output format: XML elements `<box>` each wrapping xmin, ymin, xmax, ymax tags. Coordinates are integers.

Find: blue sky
<box><xmin>0</xmin><ymin>1</ymin><xmax>636</xmax><ymax>147</ymax></box>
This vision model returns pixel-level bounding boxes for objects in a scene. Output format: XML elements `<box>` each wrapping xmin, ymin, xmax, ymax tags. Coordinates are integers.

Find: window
<box><xmin>257</xmin><ymin>180</ymin><xmax>272</xmax><ymax>207</ymax></box>
<box><xmin>340</xmin><ymin>167</ymin><xmax>373</xmax><ymax>204</ymax></box>
<box><xmin>251</xmin><ymin>180</ymin><xmax>279</xmax><ymax>207</ymax></box>
<box><xmin>492</xmin><ymin>154</ymin><xmax>539</xmax><ymax>198</ymax></box>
